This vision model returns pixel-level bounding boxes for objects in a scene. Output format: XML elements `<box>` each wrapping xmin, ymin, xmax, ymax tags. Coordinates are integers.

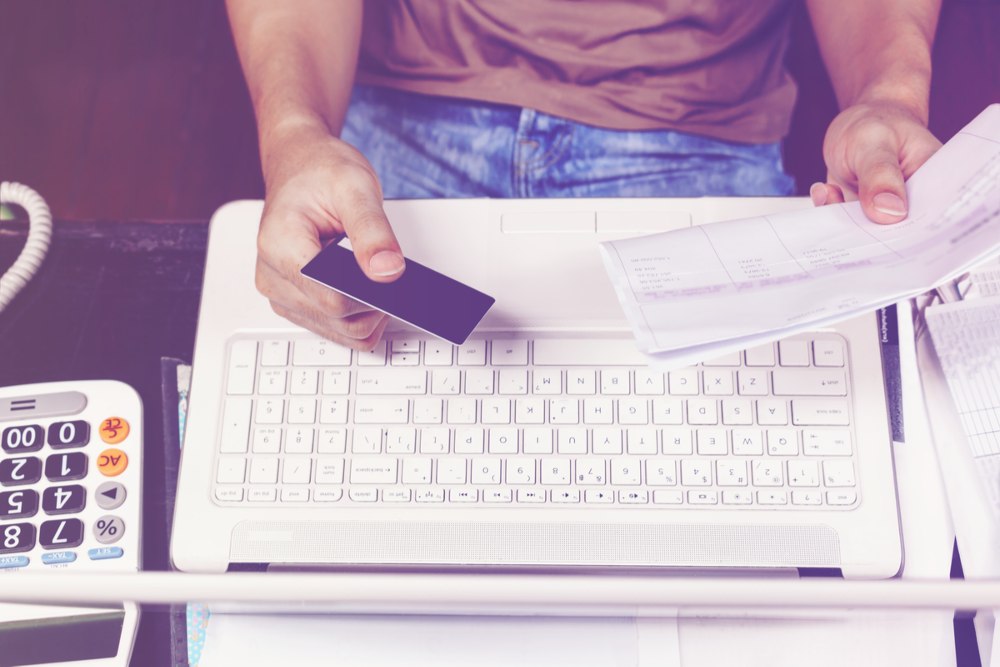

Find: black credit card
<box><xmin>301</xmin><ymin>242</ymin><xmax>495</xmax><ymax>345</ymax></box>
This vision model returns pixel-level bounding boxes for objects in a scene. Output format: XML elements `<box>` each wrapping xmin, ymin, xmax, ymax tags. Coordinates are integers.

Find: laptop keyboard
<box><xmin>212</xmin><ymin>334</ymin><xmax>859</xmax><ymax>509</ymax></box>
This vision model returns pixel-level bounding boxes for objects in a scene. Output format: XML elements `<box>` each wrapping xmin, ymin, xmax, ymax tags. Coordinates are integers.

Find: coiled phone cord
<box><xmin>0</xmin><ymin>182</ymin><xmax>52</xmax><ymax>313</ymax></box>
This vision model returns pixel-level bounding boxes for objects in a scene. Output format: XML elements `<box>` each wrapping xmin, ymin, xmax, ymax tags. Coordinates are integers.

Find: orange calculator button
<box><xmin>97</xmin><ymin>448</ymin><xmax>128</xmax><ymax>477</ymax></box>
<box><xmin>99</xmin><ymin>417</ymin><xmax>130</xmax><ymax>444</ymax></box>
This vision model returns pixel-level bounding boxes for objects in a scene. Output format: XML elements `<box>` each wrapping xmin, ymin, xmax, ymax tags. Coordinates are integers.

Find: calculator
<box><xmin>0</xmin><ymin>381</ymin><xmax>141</xmax><ymax>667</ymax></box>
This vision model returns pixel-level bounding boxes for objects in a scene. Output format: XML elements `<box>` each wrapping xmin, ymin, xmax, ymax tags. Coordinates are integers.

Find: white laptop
<box><xmin>170</xmin><ymin>198</ymin><xmax>902</xmax><ymax>580</ymax></box>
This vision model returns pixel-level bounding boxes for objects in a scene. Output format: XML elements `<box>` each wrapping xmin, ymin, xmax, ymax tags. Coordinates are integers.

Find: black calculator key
<box><xmin>1</xmin><ymin>424</ymin><xmax>44</xmax><ymax>454</ymax></box>
<box><xmin>0</xmin><ymin>522</ymin><xmax>37</xmax><ymax>554</ymax></box>
<box><xmin>0</xmin><ymin>489</ymin><xmax>39</xmax><ymax>520</ymax></box>
<box><xmin>48</xmin><ymin>420</ymin><xmax>90</xmax><ymax>449</ymax></box>
<box><xmin>44</xmin><ymin>452</ymin><xmax>88</xmax><ymax>482</ymax></box>
<box><xmin>42</xmin><ymin>485</ymin><xmax>86</xmax><ymax>515</ymax></box>
<box><xmin>0</xmin><ymin>457</ymin><xmax>42</xmax><ymax>487</ymax></box>
<box><xmin>39</xmin><ymin>518</ymin><xmax>84</xmax><ymax>550</ymax></box>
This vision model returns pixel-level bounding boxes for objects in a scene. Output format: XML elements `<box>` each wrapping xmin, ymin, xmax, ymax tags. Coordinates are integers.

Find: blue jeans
<box><xmin>342</xmin><ymin>84</ymin><xmax>795</xmax><ymax>199</ymax></box>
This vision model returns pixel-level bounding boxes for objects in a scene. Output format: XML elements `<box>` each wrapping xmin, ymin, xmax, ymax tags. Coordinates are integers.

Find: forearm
<box><xmin>807</xmin><ymin>0</ymin><xmax>940</xmax><ymax>123</ymax></box>
<box><xmin>226</xmin><ymin>0</ymin><xmax>363</xmax><ymax>181</ymax></box>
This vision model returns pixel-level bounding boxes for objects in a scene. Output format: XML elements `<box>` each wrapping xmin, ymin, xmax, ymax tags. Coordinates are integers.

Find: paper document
<box><xmin>600</xmin><ymin>104</ymin><xmax>1000</xmax><ymax>366</ymax></box>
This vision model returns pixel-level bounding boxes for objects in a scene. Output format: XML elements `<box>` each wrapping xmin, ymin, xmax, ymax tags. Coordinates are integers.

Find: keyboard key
<box><xmin>549</xmin><ymin>399</ymin><xmax>579</xmax><ymax>425</ymax></box>
<box><xmin>600</xmin><ymin>369</ymin><xmax>630</xmax><ymax>395</ymax></box>
<box><xmin>226</xmin><ymin>340</ymin><xmax>257</xmax><ymax>395</ymax></box>
<box><xmin>315</xmin><ymin>458</ymin><xmax>344</xmax><ymax>484</ymax></box>
<box><xmin>653</xmin><ymin>489</ymin><xmax>683</xmax><ymax>505</ymax></box>
<box><xmin>220</xmin><ymin>398</ymin><xmax>252</xmax><ymax>453</ymax></box>
<box><xmin>89</xmin><ymin>546</ymin><xmax>124</xmax><ymax>561</ymax></box>
<box><xmin>317</xmin><ymin>427</ymin><xmax>347</xmax><ymax>454</ymax></box>
<box><xmin>792</xmin><ymin>491</ymin><xmax>823</xmax><ymax>506</ymax></box>
<box><xmin>752</xmin><ymin>460</ymin><xmax>783</xmax><ymax>486</ymax></box>
<box><xmin>350</xmin><ymin>489</ymin><xmax>379</xmax><ymax>502</ymax></box>
<box><xmin>386</xmin><ymin>428</ymin><xmax>417</xmax><ymax>454</ymax></box>
<box><xmin>47</xmin><ymin>421</ymin><xmax>89</xmax><ymax>449</ymax></box>
<box><xmin>518</xmin><ymin>489</ymin><xmax>546</xmax><ymax>503</ymax></box>
<box><xmin>484</xmin><ymin>489</ymin><xmax>513</xmax><ymax>503</ymax></box>
<box><xmin>457</xmin><ymin>341</ymin><xmax>487</xmax><ymax>366</ymax></box>
<box><xmin>696</xmin><ymin>429</ymin><xmax>727</xmax><ymax>455</ymax></box>
<box><xmin>744</xmin><ymin>344</ymin><xmax>776</xmax><ymax>367</ymax></box>
<box><xmin>688</xmin><ymin>490</ymin><xmax>718</xmax><ymax>505</ymax></box>
<box><xmin>2</xmin><ymin>425</ymin><xmax>44</xmax><ymax>454</ymax></box>
<box><xmin>216</xmin><ymin>457</ymin><xmax>246</xmax><ymax>484</ymax></box>
<box><xmin>258</xmin><ymin>369</ymin><xmax>287</xmax><ymax>395</ymax></box>
<box><xmin>757</xmin><ymin>399</ymin><xmax>789</xmax><ymax>425</ymax></box>
<box><xmin>288</xmin><ymin>398</ymin><xmax>317</xmax><ymax>424</ymax></box>
<box><xmin>315</xmin><ymin>488</ymin><xmax>344</xmax><ymax>502</ymax></box>
<box><xmin>385</xmin><ymin>489</ymin><xmax>412</xmax><ymax>502</ymax></box>
<box><xmin>0</xmin><ymin>457</ymin><xmax>42</xmax><ymax>487</ymax></box>
<box><xmin>356</xmin><ymin>369</ymin><xmax>427</xmax><ymax>394</ymax></box>
<box><xmin>813</xmin><ymin>339</ymin><xmax>845</xmax><ymax>367</ymax></box>
<box><xmin>514</xmin><ymin>398</ymin><xmax>545</xmax><ymax>424</ymax></box>
<box><xmin>661</xmin><ymin>428</ymin><xmax>692</xmax><ymax>455</ymax></box>
<box><xmin>618</xmin><ymin>398</ymin><xmax>648</xmax><ymax>425</ymax></box>
<box><xmin>523</xmin><ymin>427</ymin><xmax>554</xmax><ymax>454</ymax></box>
<box><xmin>455</xmin><ymin>428</ymin><xmax>485</xmax><ymax>454</ymax></box>
<box><xmin>290</xmin><ymin>369</ymin><xmax>319</xmax><ymax>395</ymax></box>
<box><xmin>281</xmin><ymin>489</ymin><xmax>310</xmax><ymax>502</ymax></box>
<box><xmin>533</xmin><ymin>339</ymin><xmax>646</xmax><ymax>366</ymax></box>
<box><xmin>416</xmin><ymin>489</ymin><xmax>445</xmax><ymax>503</ymax></box>
<box><xmin>431</xmin><ymin>369</ymin><xmax>461</xmax><ymax>395</ymax></box>
<box><xmin>827</xmin><ymin>490</ymin><xmax>858</xmax><ymax>506</ymax></box>
<box><xmin>38</xmin><ymin>519</ymin><xmax>83</xmax><ymax>549</ymax></box>
<box><xmin>680</xmin><ymin>460</ymin><xmax>711</xmax><ymax>486</ymax></box>
<box><xmin>772</xmin><ymin>368</ymin><xmax>847</xmax><ymax>397</ymax></box>
<box><xmin>508</xmin><ymin>458</ymin><xmax>536</xmax><ymax>484</ymax></box>
<box><xmin>357</xmin><ymin>341</ymin><xmax>387</xmax><ymax>366</ymax></box>
<box><xmin>619</xmin><ymin>489</ymin><xmax>648</xmax><ymax>504</ymax></box>
<box><xmin>413</xmin><ymin>398</ymin><xmax>444</xmax><ymax>425</ymax></box>
<box><xmin>491</xmin><ymin>339</ymin><xmax>528</xmax><ymax>365</ymax></box>
<box><xmin>281</xmin><ymin>456</ymin><xmax>312</xmax><ymax>484</ymax></box>
<box><xmin>721</xmin><ymin>399</ymin><xmax>753</xmax><ymax>425</ymax></box>
<box><xmin>248</xmin><ymin>487</ymin><xmax>277</xmax><ymax>502</ymax></box>
<box><xmin>481</xmin><ymin>398</ymin><xmax>511</xmax><ymax>424</ymax></box>
<box><xmin>802</xmin><ymin>429</ymin><xmax>852</xmax><ymax>455</ymax></box>
<box><xmin>319</xmin><ymin>398</ymin><xmax>349</xmax><ymax>424</ymax></box>
<box><xmin>611</xmin><ymin>458</ymin><xmax>640</xmax><ymax>485</ymax></box>
<box><xmin>766</xmin><ymin>429</ymin><xmax>798</xmax><ymax>456</ymax></box>
<box><xmin>702</xmin><ymin>352</ymin><xmax>741</xmax><ymax>367</ymax></box>
<box><xmin>351</xmin><ymin>458</ymin><xmax>397</xmax><ymax>484</ymax></box>
<box><xmin>41</xmin><ymin>485</ymin><xmax>84</xmax><ymax>515</ymax></box>
<box><xmin>716</xmin><ymin>460</ymin><xmax>748</xmax><ymax>486</ymax></box>
<box><xmin>0</xmin><ymin>523</ymin><xmax>36</xmax><ymax>554</ymax></box>
<box><xmin>464</xmin><ymin>369</ymin><xmax>495</xmax><ymax>394</ymax></box>
<box><xmin>731</xmin><ymin>428</ymin><xmax>764</xmax><ymax>456</ymax></box>
<box><xmin>447</xmin><ymin>398</ymin><xmax>477</xmax><ymax>424</ymax></box>
<box><xmin>634</xmin><ymin>370</ymin><xmax>665</xmax><ymax>395</ymax></box>
<box><xmin>471</xmin><ymin>457</ymin><xmax>501</xmax><ymax>484</ymax></box>
<box><xmin>703</xmin><ymin>370</ymin><xmax>734</xmax><ymax>396</ymax></box>
<box><xmin>419</xmin><ymin>428</ymin><xmax>450</xmax><ymax>454</ymax></box>
<box><xmin>592</xmin><ymin>428</ymin><xmax>622</xmax><ymax>454</ymax></box>
<box><xmin>788</xmin><ymin>461</ymin><xmax>820</xmax><ymax>487</ymax></box>
<box><xmin>791</xmin><ymin>398</ymin><xmax>850</xmax><ymax>426</ymax></box>
<box><xmin>354</xmin><ymin>398</ymin><xmax>408</xmax><ymax>424</ymax></box>
<box><xmin>390</xmin><ymin>352</ymin><xmax>420</xmax><ymax>366</ymax></box>
<box><xmin>424</xmin><ymin>340</ymin><xmax>454</xmax><ymax>366</ymax></box>
<box><xmin>402</xmin><ymin>457</ymin><xmax>432</xmax><ymax>484</ymax></box>
<box><xmin>321</xmin><ymin>370</ymin><xmax>351</xmax><ymax>395</ymax></box>
<box><xmin>438</xmin><ymin>458</ymin><xmax>467</xmax><ymax>484</ymax></box>
<box><xmin>626</xmin><ymin>428</ymin><xmax>657</xmax><ymax>455</ymax></box>
<box><xmin>260</xmin><ymin>340</ymin><xmax>289</xmax><ymax>367</ymax></box>
<box><xmin>450</xmin><ymin>488</ymin><xmax>478</xmax><ymax>502</ymax></box>
<box><xmin>646</xmin><ymin>459</ymin><xmax>677</xmax><ymax>486</ymax></box>
<box><xmin>566</xmin><ymin>370</ymin><xmax>596</xmax><ymax>395</ymax></box>
<box><xmin>737</xmin><ymin>370</ymin><xmax>769</xmax><ymax>396</ymax></box>
<box><xmin>391</xmin><ymin>338</ymin><xmax>421</xmax><ymax>354</ymax></box>
<box><xmin>651</xmin><ymin>398</ymin><xmax>683</xmax><ymax>425</ymax></box>
<box><xmin>686</xmin><ymin>398</ymin><xmax>718</xmax><ymax>425</ymax></box>
<box><xmin>583</xmin><ymin>398</ymin><xmax>613</xmax><ymax>425</ymax></box>
<box><xmin>249</xmin><ymin>457</ymin><xmax>278</xmax><ymax>484</ymax></box>
<box><xmin>285</xmin><ymin>427</ymin><xmax>314</xmax><ymax>454</ymax></box>
<box><xmin>757</xmin><ymin>490</ymin><xmax>788</xmax><ymax>505</ymax></box>
<box><xmin>823</xmin><ymin>460</ymin><xmax>856</xmax><ymax>487</ymax></box>
<box><xmin>93</xmin><ymin>515</ymin><xmax>125</xmax><ymax>544</ymax></box>
<box><xmin>557</xmin><ymin>428</ymin><xmax>587</xmax><ymax>454</ymax></box>
<box><xmin>552</xmin><ymin>489</ymin><xmax>580</xmax><ymax>503</ymax></box>
<box><xmin>585</xmin><ymin>489</ymin><xmax>614</xmax><ymax>504</ymax></box>
<box><xmin>722</xmin><ymin>490</ymin><xmax>753</xmax><ymax>505</ymax></box>
<box><xmin>576</xmin><ymin>458</ymin><xmax>606</xmax><ymax>485</ymax></box>
<box><xmin>292</xmin><ymin>340</ymin><xmax>351</xmax><ymax>366</ymax></box>
<box><xmin>778</xmin><ymin>340</ymin><xmax>810</xmax><ymax>367</ymax></box>
<box><xmin>532</xmin><ymin>369</ymin><xmax>562</xmax><ymax>394</ymax></box>
<box><xmin>0</xmin><ymin>489</ymin><xmax>39</xmax><ymax>519</ymax></box>
<box><xmin>255</xmin><ymin>398</ymin><xmax>284</xmax><ymax>424</ymax></box>
<box><xmin>668</xmin><ymin>369</ymin><xmax>699</xmax><ymax>395</ymax></box>
<box><xmin>499</xmin><ymin>369</ymin><xmax>529</xmax><ymax>395</ymax></box>
<box><xmin>488</xmin><ymin>428</ymin><xmax>518</xmax><ymax>454</ymax></box>
<box><xmin>352</xmin><ymin>427</ymin><xmax>383</xmax><ymax>454</ymax></box>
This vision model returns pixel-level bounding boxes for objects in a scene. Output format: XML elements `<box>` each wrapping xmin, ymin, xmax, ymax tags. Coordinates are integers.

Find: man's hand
<box><xmin>256</xmin><ymin>123</ymin><xmax>404</xmax><ymax>349</ymax></box>
<box><xmin>809</xmin><ymin>101</ymin><xmax>941</xmax><ymax>222</ymax></box>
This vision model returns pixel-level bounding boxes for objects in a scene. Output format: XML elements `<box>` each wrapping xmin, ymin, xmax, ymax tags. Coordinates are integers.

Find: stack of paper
<box><xmin>600</xmin><ymin>104</ymin><xmax>1000</xmax><ymax>367</ymax></box>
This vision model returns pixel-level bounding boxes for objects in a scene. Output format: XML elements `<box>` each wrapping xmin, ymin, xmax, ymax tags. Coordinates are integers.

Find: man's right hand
<box><xmin>255</xmin><ymin>122</ymin><xmax>404</xmax><ymax>350</ymax></box>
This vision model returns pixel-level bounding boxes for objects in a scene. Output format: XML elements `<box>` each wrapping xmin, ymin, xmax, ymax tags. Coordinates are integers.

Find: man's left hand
<box><xmin>809</xmin><ymin>101</ymin><xmax>941</xmax><ymax>223</ymax></box>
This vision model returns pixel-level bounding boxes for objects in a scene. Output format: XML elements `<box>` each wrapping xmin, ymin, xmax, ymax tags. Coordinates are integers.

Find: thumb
<box><xmin>338</xmin><ymin>185</ymin><xmax>405</xmax><ymax>283</ymax></box>
<box><xmin>855</xmin><ymin>143</ymin><xmax>908</xmax><ymax>225</ymax></box>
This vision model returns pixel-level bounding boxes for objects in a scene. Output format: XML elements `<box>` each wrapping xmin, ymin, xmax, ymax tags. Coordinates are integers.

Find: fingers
<box><xmin>809</xmin><ymin>182</ymin><xmax>846</xmax><ymax>207</ymax></box>
<box><xmin>854</xmin><ymin>141</ymin><xmax>909</xmax><ymax>225</ymax></box>
<box><xmin>335</xmin><ymin>173</ymin><xmax>406</xmax><ymax>283</ymax></box>
<box><xmin>269</xmin><ymin>296</ymin><xmax>389</xmax><ymax>351</ymax></box>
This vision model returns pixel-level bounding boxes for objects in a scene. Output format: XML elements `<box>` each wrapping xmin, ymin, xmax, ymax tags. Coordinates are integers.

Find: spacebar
<box><xmin>533</xmin><ymin>339</ymin><xmax>647</xmax><ymax>366</ymax></box>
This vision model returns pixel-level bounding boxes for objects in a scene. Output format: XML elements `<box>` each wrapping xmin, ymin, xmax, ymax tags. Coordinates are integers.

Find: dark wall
<box><xmin>1</xmin><ymin>0</ymin><xmax>997</xmax><ymax>221</ymax></box>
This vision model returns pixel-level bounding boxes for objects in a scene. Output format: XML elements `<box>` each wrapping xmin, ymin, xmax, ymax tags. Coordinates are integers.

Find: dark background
<box><xmin>1</xmin><ymin>0</ymin><xmax>999</xmax><ymax>221</ymax></box>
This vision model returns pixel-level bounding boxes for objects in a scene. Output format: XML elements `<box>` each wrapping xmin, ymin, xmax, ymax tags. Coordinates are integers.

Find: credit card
<box><xmin>301</xmin><ymin>242</ymin><xmax>495</xmax><ymax>345</ymax></box>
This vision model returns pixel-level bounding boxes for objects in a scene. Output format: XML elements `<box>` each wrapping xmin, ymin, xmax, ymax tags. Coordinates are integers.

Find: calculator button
<box><xmin>1</xmin><ymin>424</ymin><xmax>44</xmax><ymax>454</ymax></box>
<box><xmin>99</xmin><ymin>417</ymin><xmax>130</xmax><ymax>445</ymax></box>
<box><xmin>96</xmin><ymin>449</ymin><xmax>128</xmax><ymax>477</ymax></box>
<box><xmin>0</xmin><ymin>555</ymin><xmax>30</xmax><ymax>569</ymax></box>
<box><xmin>95</xmin><ymin>482</ymin><xmax>127</xmax><ymax>510</ymax></box>
<box><xmin>42</xmin><ymin>485</ymin><xmax>87</xmax><ymax>515</ymax></box>
<box><xmin>48</xmin><ymin>420</ymin><xmax>90</xmax><ymax>449</ymax></box>
<box><xmin>39</xmin><ymin>518</ymin><xmax>84</xmax><ymax>549</ymax></box>
<box><xmin>45</xmin><ymin>452</ymin><xmax>88</xmax><ymax>482</ymax></box>
<box><xmin>42</xmin><ymin>551</ymin><xmax>77</xmax><ymax>565</ymax></box>
<box><xmin>89</xmin><ymin>546</ymin><xmax>124</xmax><ymax>561</ymax></box>
<box><xmin>0</xmin><ymin>489</ymin><xmax>39</xmax><ymax>520</ymax></box>
<box><xmin>93</xmin><ymin>515</ymin><xmax>125</xmax><ymax>545</ymax></box>
<box><xmin>0</xmin><ymin>522</ymin><xmax>37</xmax><ymax>554</ymax></box>
<box><xmin>0</xmin><ymin>457</ymin><xmax>42</xmax><ymax>487</ymax></box>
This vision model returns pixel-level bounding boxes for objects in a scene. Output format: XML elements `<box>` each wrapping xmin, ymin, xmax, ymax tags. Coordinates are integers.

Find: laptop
<box><xmin>170</xmin><ymin>197</ymin><xmax>902</xmax><ymax>580</ymax></box>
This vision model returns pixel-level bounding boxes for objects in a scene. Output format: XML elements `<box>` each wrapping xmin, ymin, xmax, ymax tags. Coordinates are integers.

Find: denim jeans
<box><xmin>342</xmin><ymin>84</ymin><xmax>795</xmax><ymax>200</ymax></box>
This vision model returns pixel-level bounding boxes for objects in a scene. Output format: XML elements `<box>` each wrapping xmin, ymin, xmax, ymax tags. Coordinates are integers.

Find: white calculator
<box><xmin>0</xmin><ymin>381</ymin><xmax>142</xmax><ymax>667</ymax></box>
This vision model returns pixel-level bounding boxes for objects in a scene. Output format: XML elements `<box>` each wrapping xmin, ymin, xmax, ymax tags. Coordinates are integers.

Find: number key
<box><xmin>48</xmin><ymin>420</ymin><xmax>90</xmax><ymax>449</ymax></box>
<box><xmin>0</xmin><ymin>489</ymin><xmax>39</xmax><ymax>519</ymax></box>
<box><xmin>0</xmin><ymin>457</ymin><xmax>42</xmax><ymax>487</ymax></box>
<box><xmin>42</xmin><ymin>485</ymin><xmax>87</xmax><ymax>515</ymax></box>
<box><xmin>2</xmin><ymin>425</ymin><xmax>44</xmax><ymax>453</ymax></box>
<box><xmin>39</xmin><ymin>518</ymin><xmax>84</xmax><ymax>549</ymax></box>
<box><xmin>1</xmin><ymin>522</ymin><xmax>36</xmax><ymax>554</ymax></box>
<box><xmin>45</xmin><ymin>452</ymin><xmax>88</xmax><ymax>482</ymax></box>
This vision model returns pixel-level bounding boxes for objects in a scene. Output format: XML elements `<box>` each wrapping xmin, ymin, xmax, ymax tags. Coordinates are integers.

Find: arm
<box><xmin>227</xmin><ymin>0</ymin><xmax>403</xmax><ymax>348</ymax></box>
<box><xmin>807</xmin><ymin>0</ymin><xmax>943</xmax><ymax>223</ymax></box>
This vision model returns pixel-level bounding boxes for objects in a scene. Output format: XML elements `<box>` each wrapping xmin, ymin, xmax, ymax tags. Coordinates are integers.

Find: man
<box><xmin>226</xmin><ymin>0</ymin><xmax>941</xmax><ymax>350</ymax></box>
